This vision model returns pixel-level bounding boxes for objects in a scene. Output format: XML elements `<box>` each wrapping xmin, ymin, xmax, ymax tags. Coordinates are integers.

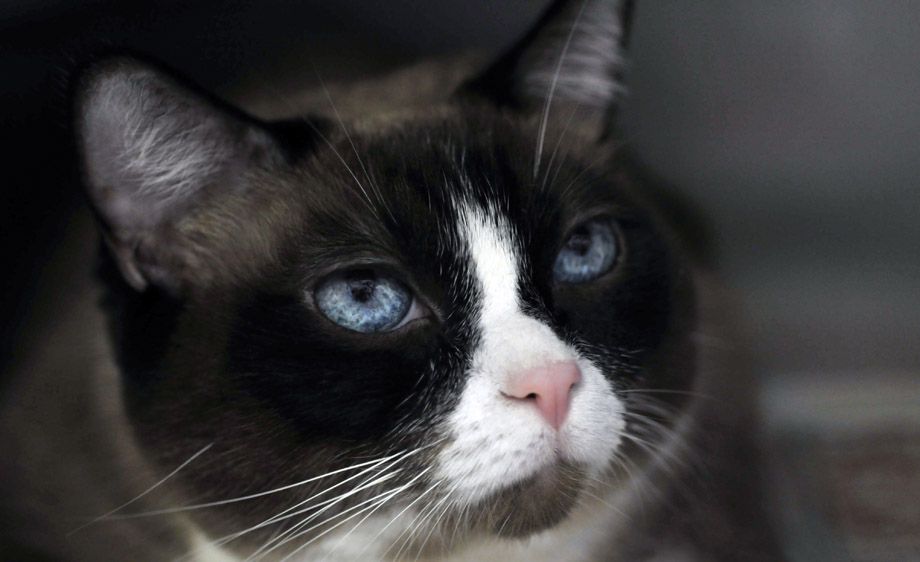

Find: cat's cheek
<box><xmin>558</xmin><ymin>360</ymin><xmax>625</xmax><ymax>473</ymax></box>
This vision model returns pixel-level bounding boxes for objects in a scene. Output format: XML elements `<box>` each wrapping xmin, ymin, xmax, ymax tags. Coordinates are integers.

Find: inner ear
<box><xmin>74</xmin><ymin>55</ymin><xmax>284</xmax><ymax>293</ymax></box>
<box><xmin>458</xmin><ymin>0</ymin><xmax>634</xmax><ymax>137</ymax></box>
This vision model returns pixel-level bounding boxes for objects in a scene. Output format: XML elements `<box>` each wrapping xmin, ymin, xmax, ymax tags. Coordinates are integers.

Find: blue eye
<box><xmin>314</xmin><ymin>269</ymin><xmax>412</xmax><ymax>333</ymax></box>
<box><xmin>553</xmin><ymin>219</ymin><xmax>619</xmax><ymax>283</ymax></box>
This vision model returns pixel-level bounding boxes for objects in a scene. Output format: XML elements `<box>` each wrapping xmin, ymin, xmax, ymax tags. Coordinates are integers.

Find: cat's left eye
<box><xmin>313</xmin><ymin>268</ymin><xmax>423</xmax><ymax>333</ymax></box>
<box><xmin>553</xmin><ymin>219</ymin><xmax>619</xmax><ymax>284</ymax></box>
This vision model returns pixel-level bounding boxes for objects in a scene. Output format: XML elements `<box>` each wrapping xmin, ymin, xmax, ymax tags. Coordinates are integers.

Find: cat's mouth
<box><xmin>476</xmin><ymin>459</ymin><xmax>587</xmax><ymax>537</ymax></box>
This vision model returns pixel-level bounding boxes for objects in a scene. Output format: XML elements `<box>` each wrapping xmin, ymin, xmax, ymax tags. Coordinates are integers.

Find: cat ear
<box><xmin>74</xmin><ymin>56</ymin><xmax>280</xmax><ymax>293</ymax></box>
<box><xmin>460</xmin><ymin>0</ymin><xmax>634</xmax><ymax>137</ymax></box>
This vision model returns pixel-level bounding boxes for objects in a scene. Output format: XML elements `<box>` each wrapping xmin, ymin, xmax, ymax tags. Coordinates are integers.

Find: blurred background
<box><xmin>2</xmin><ymin>1</ymin><xmax>918</xmax><ymax>560</ymax></box>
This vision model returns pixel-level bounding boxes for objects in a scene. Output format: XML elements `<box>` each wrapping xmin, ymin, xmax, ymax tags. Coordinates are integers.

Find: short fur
<box><xmin>0</xmin><ymin>1</ymin><xmax>784</xmax><ymax>560</ymax></box>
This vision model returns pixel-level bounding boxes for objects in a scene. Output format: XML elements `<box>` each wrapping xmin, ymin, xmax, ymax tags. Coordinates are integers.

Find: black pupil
<box><xmin>348</xmin><ymin>271</ymin><xmax>377</xmax><ymax>303</ymax></box>
<box><xmin>566</xmin><ymin>228</ymin><xmax>592</xmax><ymax>256</ymax></box>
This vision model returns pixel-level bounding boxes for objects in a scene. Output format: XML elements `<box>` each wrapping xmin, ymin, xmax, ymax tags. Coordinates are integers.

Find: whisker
<box><xmin>304</xmin><ymin>117</ymin><xmax>380</xmax><ymax>218</ymax></box>
<box><xmin>495</xmin><ymin>512</ymin><xmax>513</xmax><ymax>537</ymax></box>
<box><xmin>576</xmin><ymin>474</ymin><xmax>631</xmax><ymax>521</ymax></box>
<box><xmin>608</xmin><ymin>449</ymin><xmax>653</xmax><ymax>514</ymax></box>
<box><xmin>316</xmin><ymin>488</ymin><xmax>404</xmax><ymax>562</ymax></box>
<box><xmin>620</xmin><ymin>388</ymin><xmax>716</xmax><ymax>403</ymax></box>
<box><xmin>533</xmin><ymin>0</ymin><xmax>591</xmax><ymax>180</ymax></box>
<box><xmin>69</xmin><ymin>442</ymin><xmax>213</xmax><ymax>535</ymax></box>
<box><xmin>620</xmin><ymin>404</ymin><xmax>704</xmax><ymax>494</ymax></box>
<box><xmin>256</xmin><ymin>439</ymin><xmax>439</xmax><ymax>529</ymax></box>
<box><xmin>274</xmin><ymin>486</ymin><xmax>407</xmax><ymax>562</ymax></box>
<box><xmin>555</xmin><ymin>149</ymin><xmax>608</xmax><ymax>203</ymax></box>
<box><xmin>392</xmin><ymin>508</ymin><xmax>434</xmax><ymax>560</ymax></box>
<box><xmin>270</xmin><ymin>465</ymin><xmax>435</xmax><ymax>561</ymax></box>
<box><xmin>232</xmin><ymin>67</ymin><xmax>381</xmax><ymax>220</ymax></box>
<box><xmin>107</xmin><ymin>451</ymin><xmax>403</xmax><ymax>520</ymax></box>
<box><xmin>240</xmin><ymin>441</ymin><xmax>442</xmax><ymax>560</ymax></box>
<box><xmin>354</xmin><ymin>479</ymin><xmax>443</xmax><ymax>560</ymax></box>
<box><xmin>246</xmin><ymin>467</ymin><xmax>405</xmax><ymax>559</ymax></box>
<box><xmin>411</xmin><ymin>481</ymin><xmax>461</xmax><ymax>561</ymax></box>
<box><xmin>314</xmin><ymin>70</ymin><xmax>397</xmax><ymax>224</ymax></box>
<box><xmin>539</xmin><ymin>101</ymin><xmax>582</xmax><ymax>195</ymax></box>
<box><xmin>448</xmin><ymin>492</ymin><xmax>472</xmax><ymax>549</ymax></box>
<box><xmin>385</xmin><ymin>481</ymin><xmax>449</xmax><ymax>561</ymax></box>
<box><xmin>623</xmin><ymin>396</ymin><xmax>683</xmax><ymax>418</ymax></box>
<box><xmin>320</xmin><ymin>467</ymin><xmax>437</xmax><ymax>561</ymax></box>
<box><xmin>239</xmin><ymin>453</ymin><xmax>416</xmax><ymax>558</ymax></box>
<box><xmin>196</xmin><ymin>447</ymin><xmax>424</xmax><ymax>556</ymax></box>
<box><xmin>621</xmin><ymin>433</ymin><xmax>686</xmax><ymax>470</ymax></box>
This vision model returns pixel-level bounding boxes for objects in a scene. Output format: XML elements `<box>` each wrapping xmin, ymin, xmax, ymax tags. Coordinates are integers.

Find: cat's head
<box><xmin>74</xmin><ymin>0</ymin><xmax>700</xmax><ymax>557</ymax></box>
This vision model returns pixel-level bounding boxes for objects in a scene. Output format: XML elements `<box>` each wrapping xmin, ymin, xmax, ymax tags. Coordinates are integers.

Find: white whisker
<box><xmin>273</xmin><ymin>464</ymin><xmax>435</xmax><ymax>562</ymax></box>
<box><xmin>412</xmin><ymin>482</ymin><xmax>459</xmax><ymax>561</ymax></box>
<box><xmin>381</xmin><ymin>480</ymin><xmax>442</xmax><ymax>558</ymax></box>
<box><xmin>239</xmin><ymin>457</ymin><xmax>411</xmax><ymax>558</ymax></box>
<box><xmin>533</xmin><ymin>0</ymin><xmax>591</xmax><ymax>180</ymax></box>
<box><xmin>246</xmin><ymin>468</ymin><xmax>404</xmax><ymax>559</ymax></box>
<box><xmin>273</xmin><ymin>485</ymin><xmax>401</xmax><ymax>561</ymax></box>
<box><xmin>107</xmin><ymin>452</ymin><xmax>403</xmax><ymax>520</ymax></box>
<box><xmin>389</xmin><ymin>480</ymin><xmax>451</xmax><ymax>561</ymax></box>
<box><xmin>69</xmin><ymin>442</ymin><xmax>213</xmax><ymax>535</ymax></box>
<box><xmin>238</xmin><ymin>441</ymin><xmax>440</xmax><ymax>559</ymax></box>
<box><xmin>620</xmin><ymin>388</ymin><xmax>715</xmax><ymax>401</ymax></box>
<box><xmin>194</xmin><ymin>449</ymin><xmax>417</xmax><ymax>557</ymax></box>
<box><xmin>319</xmin><ymin>465</ymin><xmax>436</xmax><ymax>561</ymax></box>
<box><xmin>539</xmin><ymin>101</ymin><xmax>582</xmax><ymax>195</ymax></box>
<box><xmin>315</xmin><ymin>71</ymin><xmax>396</xmax><ymax>224</ymax></box>
<box><xmin>355</xmin><ymin>478</ymin><xmax>443</xmax><ymax>560</ymax></box>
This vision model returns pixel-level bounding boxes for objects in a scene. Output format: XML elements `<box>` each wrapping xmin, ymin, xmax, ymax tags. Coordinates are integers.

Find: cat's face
<box><xmin>76</xmin><ymin>0</ymin><xmax>699</xmax><ymax>557</ymax></box>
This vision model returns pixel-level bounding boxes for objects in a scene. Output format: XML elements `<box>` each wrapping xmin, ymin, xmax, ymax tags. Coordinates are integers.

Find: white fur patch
<box><xmin>435</xmin><ymin>202</ymin><xmax>624</xmax><ymax>506</ymax></box>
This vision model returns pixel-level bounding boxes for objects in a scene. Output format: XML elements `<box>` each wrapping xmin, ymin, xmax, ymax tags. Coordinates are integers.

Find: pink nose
<box><xmin>501</xmin><ymin>361</ymin><xmax>581</xmax><ymax>430</ymax></box>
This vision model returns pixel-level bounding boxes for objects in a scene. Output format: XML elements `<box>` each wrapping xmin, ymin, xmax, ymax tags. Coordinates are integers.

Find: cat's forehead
<box><xmin>189</xmin><ymin>113</ymin><xmax>633</xmax><ymax>292</ymax></box>
<box><xmin>286</xmin><ymin>113</ymin><xmax>622</xmax><ymax>248</ymax></box>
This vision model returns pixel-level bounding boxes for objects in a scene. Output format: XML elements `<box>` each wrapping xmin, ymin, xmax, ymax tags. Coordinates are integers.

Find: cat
<box><xmin>0</xmin><ymin>0</ymin><xmax>785</xmax><ymax>560</ymax></box>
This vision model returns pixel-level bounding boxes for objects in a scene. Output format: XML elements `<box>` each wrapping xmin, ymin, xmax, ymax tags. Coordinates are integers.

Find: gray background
<box><xmin>623</xmin><ymin>2</ymin><xmax>920</xmax><ymax>374</ymax></box>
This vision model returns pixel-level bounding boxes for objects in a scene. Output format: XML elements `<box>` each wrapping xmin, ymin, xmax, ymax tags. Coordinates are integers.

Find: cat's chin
<box><xmin>480</xmin><ymin>459</ymin><xmax>587</xmax><ymax>538</ymax></box>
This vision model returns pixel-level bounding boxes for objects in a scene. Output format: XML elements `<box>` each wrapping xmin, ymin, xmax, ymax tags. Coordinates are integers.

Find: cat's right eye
<box><xmin>553</xmin><ymin>218</ymin><xmax>619</xmax><ymax>284</ymax></box>
<box><xmin>313</xmin><ymin>268</ymin><xmax>420</xmax><ymax>333</ymax></box>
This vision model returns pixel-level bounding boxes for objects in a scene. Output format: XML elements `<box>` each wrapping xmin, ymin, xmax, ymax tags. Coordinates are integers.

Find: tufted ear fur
<box><xmin>74</xmin><ymin>56</ymin><xmax>282</xmax><ymax>293</ymax></box>
<box><xmin>460</xmin><ymin>0</ymin><xmax>634</xmax><ymax>138</ymax></box>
